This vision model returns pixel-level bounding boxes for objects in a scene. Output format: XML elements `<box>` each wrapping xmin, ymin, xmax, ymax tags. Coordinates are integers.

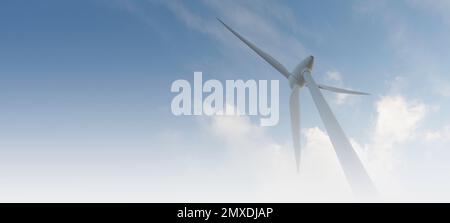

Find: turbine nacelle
<box><xmin>289</xmin><ymin>55</ymin><xmax>314</xmax><ymax>89</ymax></box>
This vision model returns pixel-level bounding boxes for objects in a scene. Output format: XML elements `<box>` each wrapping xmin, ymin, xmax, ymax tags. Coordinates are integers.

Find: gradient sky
<box><xmin>2</xmin><ymin>0</ymin><xmax>450</xmax><ymax>202</ymax></box>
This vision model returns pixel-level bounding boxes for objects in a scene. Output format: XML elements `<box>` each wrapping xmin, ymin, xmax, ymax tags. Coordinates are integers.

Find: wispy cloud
<box><xmin>406</xmin><ymin>0</ymin><xmax>450</xmax><ymax>25</ymax></box>
<box><xmin>322</xmin><ymin>70</ymin><xmax>359</xmax><ymax>105</ymax></box>
<box><xmin>425</xmin><ymin>125</ymin><xmax>450</xmax><ymax>142</ymax></box>
<box><xmin>124</xmin><ymin>0</ymin><xmax>312</xmax><ymax>71</ymax></box>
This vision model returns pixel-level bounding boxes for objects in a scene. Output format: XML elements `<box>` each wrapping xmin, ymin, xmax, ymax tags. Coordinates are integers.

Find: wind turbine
<box><xmin>218</xmin><ymin>18</ymin><xmax>377</xmax><ymax>197</ymax></box>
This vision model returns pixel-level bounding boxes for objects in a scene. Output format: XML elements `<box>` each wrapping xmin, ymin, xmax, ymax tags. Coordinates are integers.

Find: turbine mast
<box><xmin>303</xmin><ymin>71</ymin><xmax>378</xmax><ymax>197</ymax></box>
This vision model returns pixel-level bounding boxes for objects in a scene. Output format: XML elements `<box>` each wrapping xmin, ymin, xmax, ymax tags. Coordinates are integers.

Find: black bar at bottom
<box><xmin>0</xmin><ymin>203</ymin><xmax>449</xmax><ymax>221</ymax></box>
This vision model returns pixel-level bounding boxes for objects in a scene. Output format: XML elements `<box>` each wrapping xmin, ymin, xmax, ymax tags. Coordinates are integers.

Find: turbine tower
<box><xmin>218</xmin><ymin>18</ymin><xmax>377</xmax><ymax>197</ymax></box>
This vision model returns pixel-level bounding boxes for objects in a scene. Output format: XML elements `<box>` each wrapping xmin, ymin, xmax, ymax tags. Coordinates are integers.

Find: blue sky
<box><xmin>1</xmin><ymin>0</ymin><xmax>450</xmax><ymax>201</ymax></box>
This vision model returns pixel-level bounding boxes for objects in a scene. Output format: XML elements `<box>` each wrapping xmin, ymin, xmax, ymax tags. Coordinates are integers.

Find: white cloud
<box><xmin>198</xmin><ymin>93</ymin><xmax>429</xmax><ymax>201</ymax></box>
<box><xmin>373</xmin><ymin>95</ymin><xmax>426</xmax><ymax>145</ymax></box>
<box><xmin>325</xmin><ymin>70</ymin><xmax>342</xmax><ymax>82</ymax></box>
<box><xmin>167</xmin><ymin>93</ymin><xmax>428</xmax><ymax>201</ymax></box>
<box><xmin>192</xmin><ymin>105</ymin><xmax>353</xmax><ymax>202</ymax></box>
<box><xmin>353</xmin><ymin>95</ymin><xmax>427</xmax><ymax>199</ymax></box>
<box><xmin>165</xmin><ymin>88</ymin><xmax>432</xmax><ymax>202</ymax></box>
<box><xmin>299</xmin><ymin>93</ymin><xmax>427</xmax><ymax>200</ymax></box>
<box><xmin>424</xmin><ymin>126</ymin><xmax>450</xmax><ymax>142</ymax></box>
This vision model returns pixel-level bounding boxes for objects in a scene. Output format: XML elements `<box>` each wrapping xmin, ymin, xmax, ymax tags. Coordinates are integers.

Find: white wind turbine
<box><xmin>218</xmin><ymin>19</ymin><xmax>377</xmax><ymax>196</ymax></box>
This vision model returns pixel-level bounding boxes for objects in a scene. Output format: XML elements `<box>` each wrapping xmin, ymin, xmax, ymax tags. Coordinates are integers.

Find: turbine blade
<box><xmin>289</xmin><ymin>85</ymin><xmax>301</xmax><ymax>172</ymax></box>
<box><xmin>303</xmin><ymin>71</ymin><xmax>377</xmax><ymax>197</ymax></box>
<box><xmin>318</xmin><ymin>84</ymin><xmax>370</xmax><ymax>95</ymax></box>
<box><xmin>217</xmin><ymin>18</ymin><xmax>291</xmax><ymax>79</ymax></box>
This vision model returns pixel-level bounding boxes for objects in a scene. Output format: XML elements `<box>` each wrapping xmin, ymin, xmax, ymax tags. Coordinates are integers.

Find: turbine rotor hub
<box><xmin>289</xmin><ymin>71</ymin><xmax>307</xmax><ymax>89</ymax></box>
